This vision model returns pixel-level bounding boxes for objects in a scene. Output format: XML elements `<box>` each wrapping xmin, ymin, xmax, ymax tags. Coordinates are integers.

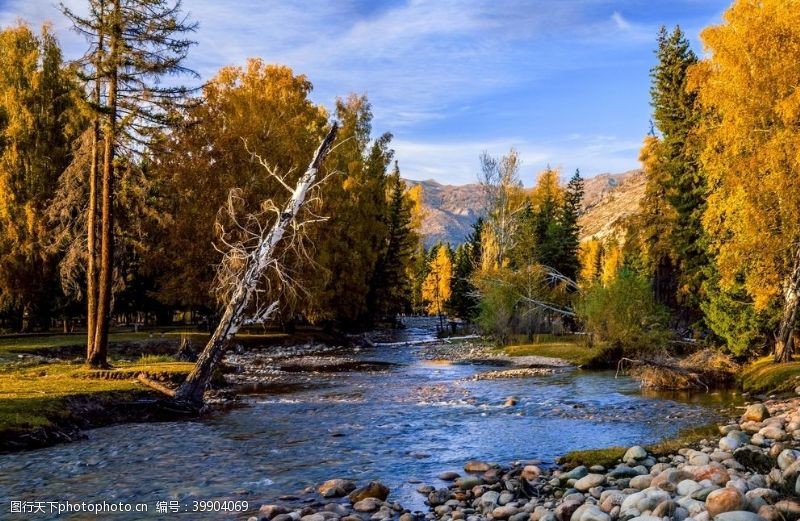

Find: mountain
<box><xmin>406</xmin><ymin>169</ymin><xmax>645</xmax><ymax>247</ymax></box>
<box><xmin>578</xmin><ymin>169</ymin><xmax>645</xmax><ymax>241</ymax></box>
<box><xmin>404</xmin><ymin>179</ymin><xmax>488</xmax><ymax>247</ymax></box>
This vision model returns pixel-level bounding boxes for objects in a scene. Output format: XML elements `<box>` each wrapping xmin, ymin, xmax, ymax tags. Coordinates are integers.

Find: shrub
<box><xmin>575</xmin><ymin>268</ymin><xmax>669</xmax><ymax>351</ymax></box>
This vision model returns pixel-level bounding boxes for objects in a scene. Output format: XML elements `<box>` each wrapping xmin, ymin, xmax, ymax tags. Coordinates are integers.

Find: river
<box><xmin>0</xmin><ymin>319</ymin><xmax>741</xmax><ymax>520</ymax></box>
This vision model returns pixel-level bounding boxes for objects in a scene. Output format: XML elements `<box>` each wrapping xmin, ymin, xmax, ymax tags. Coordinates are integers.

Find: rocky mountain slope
<box><xmin>404</xmin><ymin>179</ymin><xmax>488</xmax><ymax>247</ymax></box>
<box><xmin>407</xmin><ymin>169</ymin><xmax>645</xmax><ymax>246</ymax></box>
<box><xmin>578</xmin><ymin>169</ymin><xmax>645</xmax><ymax>241</ymax></box>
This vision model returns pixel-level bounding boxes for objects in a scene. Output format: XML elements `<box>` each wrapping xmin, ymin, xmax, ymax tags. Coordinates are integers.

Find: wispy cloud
<box><xmin>0</xmin><ymin>0</ymin><xmax>727</xmax><ymax>182</ymax></box>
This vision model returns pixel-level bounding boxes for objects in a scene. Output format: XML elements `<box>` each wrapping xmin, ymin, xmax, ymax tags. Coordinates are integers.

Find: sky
<box><xmin>0</xmin><ymin>0</ymin><xmax>731</xmax><ymax>185</ymax></box>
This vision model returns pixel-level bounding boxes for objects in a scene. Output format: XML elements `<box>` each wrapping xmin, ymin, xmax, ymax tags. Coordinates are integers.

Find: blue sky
<box><xmin>0</xmin><ymin>0</ymin><xmax>730</xmax><ymax>185</ymax></box>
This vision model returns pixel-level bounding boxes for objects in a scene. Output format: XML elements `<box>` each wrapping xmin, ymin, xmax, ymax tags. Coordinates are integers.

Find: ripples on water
<box><xmin>0</xmin><ymin>322</ymin><xmax>741</xmax><ymax>519</ymax></box>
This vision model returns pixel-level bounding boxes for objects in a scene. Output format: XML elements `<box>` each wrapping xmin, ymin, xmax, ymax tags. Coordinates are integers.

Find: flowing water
<box><xmin>0</xmin><ymin>320</ymin><xmax>742</xmax><ymax>520</ymax></box>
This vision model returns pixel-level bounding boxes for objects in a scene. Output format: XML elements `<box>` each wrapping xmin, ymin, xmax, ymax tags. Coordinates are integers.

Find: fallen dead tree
<box><xmin>616</xmin><ymin>348</ymin><xmax>738</xmax><ymax>391</ymax></box>
<box><xmin>170</xmin><ymin>124</ymin><xmax>339</xmax><ymax>407</ymax></box>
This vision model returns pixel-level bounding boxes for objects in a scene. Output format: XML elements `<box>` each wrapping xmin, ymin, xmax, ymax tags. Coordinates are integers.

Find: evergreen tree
<box><xmin>310</xmin><ymin>95</ymin><xmax>394</xmax><ymax>328</ymax></box>
<box><xmin>628</xmin><ymin>26</ymin><xmax>705</xmax><ymax>322</ymax></box>
<box><xmin>368</xmin><ymin>161</ymin><xmax>418</xmax><ymax>320</ymax></box>
<box><xmin>556</xmin><ymin>169</ymin><xmax>583</xmax><ymax>282</ymax></box>
<box><xmin>651</xmin><ymin>25</ymin><xmax>706</xmax><ymax>318</ymax></box>
<box><xmin>448</xmin><ymin>243</ymin><xmax>479</xmax><ymax>321</ymax></box>
<box><xmin>62</xmin><ymin>0</ymin><xmax>197</xmax><ymax>367</ymax></box>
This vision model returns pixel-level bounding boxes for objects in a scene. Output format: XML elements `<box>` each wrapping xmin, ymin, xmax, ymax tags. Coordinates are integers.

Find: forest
<box><xmin>2</xmin><ymin>1</ymin><xmax>800</xmax><ymax>520</ymax></box>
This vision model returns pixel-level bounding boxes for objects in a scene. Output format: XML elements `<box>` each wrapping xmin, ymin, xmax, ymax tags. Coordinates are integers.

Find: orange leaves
<box><xmin>693</xmin><ymin>0</ymin><xmax>800</xmax><ymax>311</ymax></box>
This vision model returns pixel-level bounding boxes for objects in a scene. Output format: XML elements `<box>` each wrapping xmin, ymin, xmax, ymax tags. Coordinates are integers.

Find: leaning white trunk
<box><xmin>775</xmin><ymin>243</ymin><xmax>800</xmax><ymax>363</ymax></box>
<box><xmin>174</xmin><ymin>124</ymin><xmax>339</xmax><ymax>405</ymax></box>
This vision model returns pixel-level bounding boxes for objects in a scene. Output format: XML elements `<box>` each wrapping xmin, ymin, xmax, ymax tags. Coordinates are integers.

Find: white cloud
<box><xmin>611</xmin><ymin>11</ymin><xmax>632</xmax><ymax>30</ymax></box>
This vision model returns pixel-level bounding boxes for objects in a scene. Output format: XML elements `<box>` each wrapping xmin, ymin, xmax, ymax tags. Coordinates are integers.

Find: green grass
<box><xmin>0</xmin><ymin>360</ymin><xmax>194</xmax><ymax>434</ymax></box>
<box><xmin>560</xmin><ymin>423</ymin><xmax>720</xmax><ymax>468</ymax></box>
<box><xmin>0</xmin><ymin>332</ymin><xmax>150</xmax><ymax>354</ymax></box>
<box><xmin>740</xmin><ymin>356</ymin><xmax>800</xmax><ymax>395</ymax></box>
<box><xmin>502</xmin><ymin>334</ymin><xmax>617</xmax><ymax>367</ymax></box>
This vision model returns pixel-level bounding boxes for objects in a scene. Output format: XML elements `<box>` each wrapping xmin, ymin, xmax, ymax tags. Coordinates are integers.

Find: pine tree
<box><xmin>310</xmin><ymin>95</ymin><xmax>393</xmax><ymax>327</ymax></box>
<box><xmin>651</xmin><ymin>25</ymin><xmax>706</xmax><ymax>318</ymax></box>
<box><xmin>62</xmin><ymin>0</ymin><xmax>196</xmax><ymax>367</ymax></box>
<box><xmin>448</xmin><ymin>243</ymin><xmax>479</xmax><ymax>321</ymax></box>
<box><xmin>557</xmin><ymin>169</ymin><xmax>583</xmax><ymax>282</ymax></box>
<box><xmin>368</xmin><ymin>161</ymin><xmax>418</xmax><ymax>320</ymax></box>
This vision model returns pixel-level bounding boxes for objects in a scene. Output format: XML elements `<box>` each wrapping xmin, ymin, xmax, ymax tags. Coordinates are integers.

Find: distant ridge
<box><xmin>405</xmin><ymin>168</ymin><xmax>645</xmax><ymax>247</ymax></box>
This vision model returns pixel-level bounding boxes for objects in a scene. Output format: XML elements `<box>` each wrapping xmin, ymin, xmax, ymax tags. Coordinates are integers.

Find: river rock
<box><xmin>705</xmin><ymin>488</ymin><xmax>746</xmax><ymax>517</ymax></box>
<box><xmin>259</xmin><ymin>505</ymin><xmax>290</xmax><ymax>520</ymax></box>
<box><xmin>778</xmin><ymin>449</ymin><xmax>800</xmax><ymax>470</ymax></box>
<box><xmin>554</xmin><ymin>499</ymin><xmax>582</xmax><ymax>521</ymax></box>
<box><xmin>561</xmin><ymin>466</ymin><xmax>589</xmax><ymax>482</ymax></box>
<box><xmin>349</xmin><ymin>482</ymin><xmax>390</xmax><ymax>503</ymax></box>
<box><xmin>652</xmin><ymin>499</ymin><xmax>677</xmax><ymax>518</ymax></box>
<box><xmin>427</xmin><ymin>489</ymin><xmax>451</xmax><ymax>507</ymax></box>
<box><xmin>677</xmin><ymin>479</ymin><xmax>702</xmax><ymax>496</ymax></box>
<box><xmin>438</xmin><ymin>471</ymin><xmax>460</xmax><ymax>481</ymax></box>
<box><xmin>491</xmin><ymin>505</ymin><xmax>519</xmax><ymax>519</ymax></box>
<box><xmin>416</xmin><ymin>484</ymin><xmax>434</xmax><ymax>494</ymax></box>
<box><xmin>455</xmin><ymin>476</ymin><xmax>482</xmax><ymax>490</ymax></box>
<box><xmin>691</xmin><ymin>464</ymin><xmax>730</xmax><ymax>485</ymax></box>
<box><xmin>578</xmin><ymin>505</ymin><xmax>610</xmax><ymax>521</ymax></box>
<box><xmin>624</xmin><ymin>446</ymin><xmax>647</xmax><ymax>464</ymax></box>
<box><xmin>690</xmin><ymin>451</ymin><xmax>712</xmax><ymax>466</ymax></box>
<box><xmin>719</xmin><ymin>436</ymin><xmax>741</xmax><ymax>452</ymax></box>
<box><xmin>775</xmin><ymin>499</ymin><xmax>800</xmax><ymax>520</ymax></box>
<box><xmin>574</xmin><ymin>474</ymin><xmax>605</xmax><ymax>492</ymax></box>
<box><xmin>629</xmin><ymin>475</ymin><xmax>652</xmax><ymax>490</ymax></box>
<box><xmin>759</xmin><ymin>426</ymin><xmax>787</xmax><ymax>441</ymax></box>
<box><xmin>522</xmin><ymin>465</ymin><xmax>542</xmax><ymax>480</ymax></box>
<box><xmin>742</xmin><ymin>404</ymin><xmax>770</xmax><ymax>423</ymax></box>
<box><xmin>479</xmin><ymin>491</ymin><xmax>501</xmax><ymax>510</ymax></box>
<box><xmin>319</xmin><ymin>479</ymin><xmax>357</xmax><ymax>498</ymax></box>
<box><xmin>464</xmin><ymin>460</ymin><xmax>492</xmax><ymax>473</ymax></box>
<box><xmin>713</xmin><ymin>512</ymin><xmax>766</xmax><ymax>521</ymax></box>
<box><xmin>353</xmin><ymin>498</ymin><xmax>381</xmax><ymax>513</ymax></box>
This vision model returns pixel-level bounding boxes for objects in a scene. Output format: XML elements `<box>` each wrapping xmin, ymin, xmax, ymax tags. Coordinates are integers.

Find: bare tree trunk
<box><xmin>774</xmin><ymin>244</ymin><xmax>800</xmax><ymax>363</ymax></box>
<box><xmin>89</xmin><ymin>0</ymin><xmax>119</xmax><ymax>369</ymax></box>
<box><xmin>86</xmin><ymin>0</ymin><xmax>104</xmax><ymax>364</ymax></box>
<box><xmin>174</xmin><ymin>124</ymin><xmax>339</xmax><ymax>406</ymax></box>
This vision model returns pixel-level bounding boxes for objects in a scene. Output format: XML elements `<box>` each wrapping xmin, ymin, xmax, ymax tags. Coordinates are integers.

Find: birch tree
<box><xmin>174</xmin><ymin>124</ymin><xmax>339</xmax><ymax>406</ymax></box>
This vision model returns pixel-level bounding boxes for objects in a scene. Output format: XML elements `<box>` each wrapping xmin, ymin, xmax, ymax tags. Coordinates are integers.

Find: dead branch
<box><xmin>137</xmin><ymin>373</ymin><xmax>176</xmax><ymax>397</ymax></box>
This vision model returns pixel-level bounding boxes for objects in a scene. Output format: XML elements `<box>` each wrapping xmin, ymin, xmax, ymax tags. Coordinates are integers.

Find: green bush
<box><xmin>575</xmin><ymin>268</ymin><xmax>669</xmax><ymax>351</ymax></box>
<box><xmin>701</xmin><ymin>278</ymin><xmax>776</xmax><ymax>357</ymax></box>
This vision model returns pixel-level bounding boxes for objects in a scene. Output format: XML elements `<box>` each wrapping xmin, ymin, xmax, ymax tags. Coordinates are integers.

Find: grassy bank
<box><xmin>559</xmin><ymin>423</ymin><xmax>720</xmax><ymax>468</ymax></box>
<box><xmin>501</xmin><ymin>334</ymin><xmax>618</xmax><ymax>368</ymax></box>
<box><xmin>740</xmin><ymin>356</ymin><xmax>800</xmax><ymax>395</ymax></box>
<box><xmin>0</xmin><ymin>358</ymin><xmax>196</xmax><ymax>450</ymax></box>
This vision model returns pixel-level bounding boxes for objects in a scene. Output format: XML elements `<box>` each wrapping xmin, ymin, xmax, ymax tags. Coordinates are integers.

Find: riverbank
<box><xmin>250</xmin><ymin>395</ymin><xmax>800</xmax><ymax>521</ymax></box>
<box><xmin>0</xmin><ymin>327</ymin><xmax>345</xmax><ymax>452</ymax></box>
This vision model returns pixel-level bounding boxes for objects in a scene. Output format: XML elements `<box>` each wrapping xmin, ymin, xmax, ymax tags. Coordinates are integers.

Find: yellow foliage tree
<box><xmin>423</xmin><ymin>245</ymin><xmax>452</xmax><ymax>328</ymax></box>
<box><xmin>690</xmin><ymin>0</ymin><xmax>800</xmax><ymax>360</ymax></box>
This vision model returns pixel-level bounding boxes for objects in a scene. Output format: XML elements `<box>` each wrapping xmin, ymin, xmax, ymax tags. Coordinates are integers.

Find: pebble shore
<box><xmin>251</xmin><ymin>397</ymin><xmax>800</xmax><ymax>521</ymax></box>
